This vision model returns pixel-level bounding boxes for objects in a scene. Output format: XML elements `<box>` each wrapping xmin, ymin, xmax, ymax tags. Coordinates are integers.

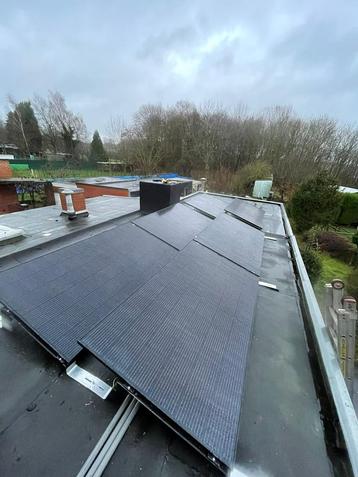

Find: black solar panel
<box><xmin>0</xmin><ymin>223</ymin><xmax>176</xmax><ymax>362</ymax></box>
<box><xmin>195</xmin><ymin>214</ymin><xmax>264</xmax><ymax>276</ymax></box>
<box><xmin>133</xmin><ymin>203</ymin><xmax>212</xmax><ymax>250</ymax></box>
<box><xmin>183</xmin><ymin>193</ymin><xmax>233</xmax><ymax>218</ymax></box>
<box><xmin>225</xmin><ymin>199</ymin><xmax>265</xmax><ymax>229</ymax></box>
<box><xmin>81</xmin><ymin>241</ymin><xmax>258</xmax><ymax>467</ymax></box>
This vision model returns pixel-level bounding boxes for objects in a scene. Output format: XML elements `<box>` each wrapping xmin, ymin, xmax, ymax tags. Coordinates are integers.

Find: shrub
<box><xmin>317</xmin><ymin>231</ymin><xmax>355</xmax><ymax>263</ymax></box>
<box><xmin>232</xmin><ymin>160</ymin><xmax>272</xmax><ymax>195</ymax></box>
<box><xmin>289</xmin><ymin>172</ymin><xmax>342</xmax><ymax>232</ymax></box>
<box><xmin>347</xmin><ymin>268</ymin><xmax>358</xmax><ymax>301</ymax></box>
<box><xmin>337</xmin><ymin>193</ymin><xmax>358</xmax><ymax>225</ymax></box>
<box><xmin>300</xmin><ymin>247</ymin><xmax>322</xmax><ymax>283</ymax></box>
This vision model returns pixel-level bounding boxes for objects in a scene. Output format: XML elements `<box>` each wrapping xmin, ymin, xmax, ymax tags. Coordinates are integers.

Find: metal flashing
<box><xmin>258</xmin><ymin>281</ymin><xmax>279</xmax><ymax>291</ymax></box>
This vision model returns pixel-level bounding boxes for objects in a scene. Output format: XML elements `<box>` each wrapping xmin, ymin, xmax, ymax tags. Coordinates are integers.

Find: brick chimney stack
<box><xmin>60</xmin><ymin>188</ymin><xmax>89</xmax><ymax>220</ymax></box>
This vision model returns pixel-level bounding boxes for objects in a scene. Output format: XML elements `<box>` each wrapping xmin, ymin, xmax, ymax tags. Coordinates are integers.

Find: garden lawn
<box><xmin>314</xmin><ymin>252</ymin><xmax>353</xmax><ymax>303</ymax></box>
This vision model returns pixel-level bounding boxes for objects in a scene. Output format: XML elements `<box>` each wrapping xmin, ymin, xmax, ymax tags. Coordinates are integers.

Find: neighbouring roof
<box><xmin>339</xmin><ymin>185</ymin><xmax>358</xmax><ymax>194</ymax></box>
<box><xmin>0</xmin><ymin>195</ymin><xmax>140</xmax><ymax>259</ymax></box>
<box><xmin>0</xmin><ymin>192</ymin><xmax>346</xmax><ymax>476</ymax></box>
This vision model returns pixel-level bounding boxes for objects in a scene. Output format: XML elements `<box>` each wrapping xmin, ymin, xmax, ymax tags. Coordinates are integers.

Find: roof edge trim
<box><xmin>281</xmin><ymin>203</ymin><xmax>358</xmax><ymax>477</ymax></box>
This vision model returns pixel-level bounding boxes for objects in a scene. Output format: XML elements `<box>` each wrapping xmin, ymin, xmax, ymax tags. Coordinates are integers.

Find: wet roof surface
<box><xmin>0</xmin><ymin>192</ymin><xmax>334</xmax><ymax>476</ymax></box>
<box><xmin>0</xmin><ymin>196</ymin><xmax>140</xmax><ymax>259</ymax></box>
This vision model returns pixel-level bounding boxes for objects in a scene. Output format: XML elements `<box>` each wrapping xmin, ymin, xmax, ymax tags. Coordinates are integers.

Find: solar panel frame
<box><xmin>132</xmin><ymin>202</ymin><xmax>212</xmax><ymax>250</ymax></box>
<box><xmin>195</xmin><ymin>213</ymin><xmax>264</xmax><ymax>276</ymax></box>
<box><xmin>80</xmin><ymin>241</ymin><xmax>259</xmax><ymax>468</ymax></box>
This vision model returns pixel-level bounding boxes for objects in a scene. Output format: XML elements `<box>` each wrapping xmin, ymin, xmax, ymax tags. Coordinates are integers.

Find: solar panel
<box><xmin>195</xmin><ymin>214</ymin><xmax>264</xmax><ymax>276</ymax></box>
<box><xmin>225</xmin><ymin>199</ymin><xmax>265</xmax><ymax>230</ymax></box>
<box><xmin>183</xmin><ymin>193</ymin><xmax>233</xmax><ymax>218</ymax></box>
<box><xmin>0</xmin><ymin>223</ymin><xmax>176</xmax><ymax>362</ymax></box>
<box><xmin>133</xmin><ymin>203</ymin><xmax>212</xmax><ymax>250</ymax></box>
<box><xmin>80</xmin><ymin>241</ymin><xmax>258</xmax><ymax>468</ymax></box>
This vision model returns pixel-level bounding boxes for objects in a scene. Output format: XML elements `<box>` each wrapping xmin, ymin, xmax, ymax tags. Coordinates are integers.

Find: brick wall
<box><xmin>76</xmin><ymin>183</ymin><xmax>129</xmax><ymax>198</ymax></box>
<box><xmin>0</xmin><ymin>184</ymin><xmax>21</xmax><ymax>213</ymax></box>
<box><xmin>0</xmin><ymin>160</ymin><xmax>13</xmax><ymax>179</ymax></box>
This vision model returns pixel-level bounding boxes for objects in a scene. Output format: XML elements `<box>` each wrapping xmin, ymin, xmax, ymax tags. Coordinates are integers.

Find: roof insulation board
<box><xmin>0</xmin><ymin>223</ymin><xmax>176</xmax><ymax>362</ymax></box>
<box><xmin>133</xmin><ymin>202</ymin><xmax>212</xmax><ymax>250</ymax></box>
<box><xmin>183</xmin><ymin>193</ymin><xmax>233</xmax><ymax>218</ymax></box>
<box><xmin>195</xmin><ymin>213</ymin><xmax>264</xmax><ymax>276</ymax></box>
<box><xmin>225</xmin><ymin>199</ymin><xmax>265</xmax><ymax>230</ymax></box>
<box><xmin>81</xmin><ymin>240</ymin><xmax>259</xmax><ymax>468</ymax></box>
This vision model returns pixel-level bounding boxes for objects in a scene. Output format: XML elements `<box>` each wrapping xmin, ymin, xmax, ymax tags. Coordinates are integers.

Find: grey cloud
<box><xmin>137</xmin><ymin>26</ymin><xmax>198</xmax><ymax>61</ymax></box>
<box><xmin>1</xmin><ymin>0</ymin><xmax>358</xmax><ymax>134</ymax></box>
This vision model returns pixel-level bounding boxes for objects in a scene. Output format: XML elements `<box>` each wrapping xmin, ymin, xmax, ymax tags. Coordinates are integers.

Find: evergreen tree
<box><xmin>6</xmin><ymin>101</ymin><xmax>42</xmax><ymax>155</ymax></box>
<box><xmin>289</xmin><ymin>172</ymin><xmax>342</xmax><ymax>232</ymax></box>
<box><xmin>89</xmin><ymin>130</ymin><xmax>107</xmax><ymax>164</ymax></box>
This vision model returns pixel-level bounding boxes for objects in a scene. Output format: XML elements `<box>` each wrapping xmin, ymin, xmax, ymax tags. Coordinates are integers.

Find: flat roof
<box><xmin>0</xmin><ymin>195</ymin><xmax>140</xmax><ymax>259</ymax></box>
<box><xmin>0</xmin><ymin>191</ymin><xmax>352</xmax><ymax>476</ymax></box>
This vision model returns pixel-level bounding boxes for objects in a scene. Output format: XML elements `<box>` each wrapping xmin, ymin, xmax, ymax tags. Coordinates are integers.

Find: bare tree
<box><xmin>33</xmin><ymin>91</ymin><xmax>87</xmax><ymax>157</ymax></box>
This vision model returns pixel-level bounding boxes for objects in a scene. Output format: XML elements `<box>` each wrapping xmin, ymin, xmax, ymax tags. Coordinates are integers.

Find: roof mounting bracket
<box><xmin>258</xmin><ymin>281</ymin><xmax>279</xmax><ymax>292</ymax></box>
<box><xmin>0</xmin><ymin>305</ymin><xmax>13</xmax><ymax>331</ymax></box>
<box><xmin>66</xmin><ymin>362</ymin><xmax>112</xmax><ymax>399</ymax></box>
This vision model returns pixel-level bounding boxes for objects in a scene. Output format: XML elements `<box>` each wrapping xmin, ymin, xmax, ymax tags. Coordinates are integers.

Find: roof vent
<box><xmin>0</xmin><ymin>225</ymin><xmax>24</xmax><ymax>245</ymax></box>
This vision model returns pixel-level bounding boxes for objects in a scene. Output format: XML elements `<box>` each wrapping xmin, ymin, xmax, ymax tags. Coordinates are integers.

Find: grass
<box><xmin>335</xmin><ymin>225</ymin><xmax>357</xmax><ymax>241</ymax></box>
<box><xmin>314</xmin><ymin>252</ymin><xmax>353</xmax><ymax>303</ymax></box>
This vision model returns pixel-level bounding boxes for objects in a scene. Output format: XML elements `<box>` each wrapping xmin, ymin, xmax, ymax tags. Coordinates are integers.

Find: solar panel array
<box><xmin>225</xmin><ymin>199</ymin><xmax>265</xmax><ymax>230</ymax></box>
<box><xmin>133</xmin><ymin>203</ymin><xmax>212</xmax><ymax>250</ymax></box>
<box><xmin>0</xmin><ymin>193</ymin><xmax>271</xmax><ymax>469</ymax></box>
<box><xmin>195</xmin><ymin>213</ymin><xmax>264</xmax><ymax>276</ymax></box>
<box><xmin>81</xmin><ymin>241</ymin><xmax>258</xmax><ymax>466</ymax></box>
<box><xmin>0</xmin><ymin>224</ymin><xmax>176</xmax><ymax>362</ymax></box>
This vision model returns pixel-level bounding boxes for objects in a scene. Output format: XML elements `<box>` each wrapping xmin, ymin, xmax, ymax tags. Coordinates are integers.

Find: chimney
<box><xmin>140</xmin><ymin>178</ymin><xmax>191</xmax><ymax>214</ymax></box>
<box><xmin>60</xmin><ymin>188</ymin><xmax>89</xmax><ymax>220</ymax></box>
<box><xmin>0</xmin><ymin>159</ymin><xmax>13</xmax><ymax>179</ymax></box>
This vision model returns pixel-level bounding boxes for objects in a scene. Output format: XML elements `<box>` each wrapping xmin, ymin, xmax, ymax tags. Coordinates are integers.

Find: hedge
<box><xmin>337</xmin><ymin>193</ymin><xmax>358</xmax><ymax>225</ymax></box>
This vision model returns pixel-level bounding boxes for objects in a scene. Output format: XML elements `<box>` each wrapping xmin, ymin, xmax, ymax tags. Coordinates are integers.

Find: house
<box><xmin>0</xmin><ymin>185</ymin><xmax>357</xmax><ymax>477</ymax></box>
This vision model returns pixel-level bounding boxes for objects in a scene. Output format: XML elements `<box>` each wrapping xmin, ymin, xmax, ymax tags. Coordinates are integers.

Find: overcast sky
<box><xmin>1</xmin><ymin>0</ymin><xmax>357</xmax><ymax>135</ymax></box>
